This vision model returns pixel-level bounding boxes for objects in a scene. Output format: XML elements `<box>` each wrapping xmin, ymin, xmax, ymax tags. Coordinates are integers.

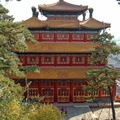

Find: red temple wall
<box><xmin>16</xmin><ymin>80</ymin><xmax>116</xmax><ymax>103</ymax></box>
<box><xmin>47</xmin><ymin>16</ymin><xmax>77</xmax><ymax>20</ymax></box>
<box><xmin>32</xmin><ymin>32</ymin><xmax>99</xmax><ymax>42</ymax></box>
<box><xmin>18</xmin><ymin>55</ymin><xmax>104</xmax><ymax>67</ymax></box>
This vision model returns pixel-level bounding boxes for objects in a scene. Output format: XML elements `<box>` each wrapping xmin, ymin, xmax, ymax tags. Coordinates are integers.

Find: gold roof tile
<box><xmin>47</xmin><ymin>20</ymin><xmax>79</xmax><ymax>28</ymax></box>
<box><xmin>80</xmin><ymin>18</ymin><xmax>110</xmax><ymax>29</ymax></box>
<box><xmin>38</xmin><ymin>1</ymin><xmax>88</xmax><ymax>12</ymax></box>
<box><xmin>21</xmin><ymin>17</ymin><xmax>46</xmax><ymax>28</ymax></box>
<box><xmin>9</xmin><ymin>67</ymin><xmax>103</xmax><ymax>80</ymax></box>
<box><xmin>23</xmin><ymin>42</ymin><xmax>100</xmax><ymax>53</ymax></box>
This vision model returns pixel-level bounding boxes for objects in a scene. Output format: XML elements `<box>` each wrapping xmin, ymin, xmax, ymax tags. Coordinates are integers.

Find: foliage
<box><xmin>0</xmin><ymin>100</ymin><xmax>65</xmax><ymax>120</ymax></box>
<box><xmin>85</xmin><ymin>31</ymin><xmax>120</xmax><ymax>100</ymax></box>
<box><xmin>0</xmin><ymin>4</ymin><xmax>36</xmax><ymax>76</ymax></box>
<box><xmin>28</xmin><ymin>104</ymin><xmax>65</xmax><ymax>120</ymax></box>
<box><xmin>19</xmin><ymin>65</ymin><xmax>40</xmax><ymax>73</ymax></box>
<box><xmin>0</xmin><ymin>4</ymin><xmax>64</xmax><ymax>120</ymax></box>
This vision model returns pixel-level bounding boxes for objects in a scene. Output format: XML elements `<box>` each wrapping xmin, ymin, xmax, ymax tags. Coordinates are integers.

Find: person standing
<box><xmin>65</xmin><ymin>107</ymin><xmax>67</xmax><ymax>115</ymax></box>
<box><xmin>61</xmin><ymin>107</ymin><xmax>64</xmax><ymax>114</ymax></box>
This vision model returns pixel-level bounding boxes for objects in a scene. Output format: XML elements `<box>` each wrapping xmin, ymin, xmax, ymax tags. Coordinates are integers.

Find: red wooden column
<box><xmin>54</xmin><ymin>81</ymin><xmax>57</xmax><ymax>102</ymax></box>
<box><xmin>70</xmin><ymin>80</ymin><xmax>73</xmax><ymax>102</ymax></box>
<box><xmin>38</xmin><ymin>81</ymin><xmax>42</xmax><ymax>97</ymax></box>
<box><xmin>69</xmin><ymin>32</ymin><xmax>72</xmax><ymax>42</ymax></box>
<box><xmin>84</xmin><ymin>33</ymin><xmax>87</xmax><ymax>42</ymax></box>
<box><xmin>54</xmin><ymin>32</ymin><xmax>57</xmax><ymax>42</ymax></box>
<box><xmin>85</xmin><ymin>56</ymin><xmax>88</xmax><ymax>66</ymax></box>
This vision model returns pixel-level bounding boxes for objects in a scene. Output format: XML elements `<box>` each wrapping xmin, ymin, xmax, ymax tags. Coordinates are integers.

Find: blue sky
<box><xmin>1</xmin><ymin>0</ymin><xmax>120</xmax><ymax>43</ymax></box>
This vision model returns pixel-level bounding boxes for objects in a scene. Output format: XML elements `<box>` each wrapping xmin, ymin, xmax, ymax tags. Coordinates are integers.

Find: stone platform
<box><xmin>53</xmin><ymin>102</ymin><xmax>120</xmax><ymax>120</ymax></box>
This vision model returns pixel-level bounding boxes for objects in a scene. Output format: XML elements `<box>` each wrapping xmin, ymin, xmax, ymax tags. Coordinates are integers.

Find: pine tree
<box><xmin>0</xmin><ymin>4</ymin><xmax>65</xmax><ymax>120</ymax></box>
<box><xmin>85</xmin><ymin>30</ymin><xmax>120</xmax><ymax>120</ymax></box>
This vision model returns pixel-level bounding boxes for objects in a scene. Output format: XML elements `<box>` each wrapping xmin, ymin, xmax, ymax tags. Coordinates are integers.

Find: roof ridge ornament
<box><xmin>82</xmin><ymin>12</ymin><xmax>86</xmax><ymax>21</ymax></box>
<box><xmin>31</xmin><ymin>6</ymin><xmax>39</xmax><ymax>18</ymax></box>
<box><xmin>59</xmin><ymin>0</ymin><xmax>64</xmax><ymax>1</ymax></box>
<box><xmin>89</xmin><ymin>8</ymin><xmax>93</xmax><ymax>18</ymax></box>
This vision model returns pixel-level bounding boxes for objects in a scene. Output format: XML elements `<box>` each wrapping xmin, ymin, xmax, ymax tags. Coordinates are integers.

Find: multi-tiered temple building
<box><xmin>14</xmin><ymin>0</ymin><xmax>116</xmax><ymax>103</ymax></box>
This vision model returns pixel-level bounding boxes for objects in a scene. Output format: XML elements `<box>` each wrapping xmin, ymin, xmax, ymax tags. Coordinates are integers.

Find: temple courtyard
<box><xmin>53</xmin><ymin>102</ymin><xmax>120</xmax><ymax>120</ymax></box>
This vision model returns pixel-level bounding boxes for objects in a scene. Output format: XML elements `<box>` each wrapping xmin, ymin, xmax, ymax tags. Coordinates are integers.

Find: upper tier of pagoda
<box><xmin>21</xmin><ymin>0</ymin><xmax>110</xmax><ymax>30</ymax></box>
<box><xmin>21</xmin><ymin>17</ymin><xmax>110</xmax><ymax>30</ymax></box>
<box><xmin>38</xmin><ymin>0</ymin><xmax>88</xmax><ymax>16</ymax></box>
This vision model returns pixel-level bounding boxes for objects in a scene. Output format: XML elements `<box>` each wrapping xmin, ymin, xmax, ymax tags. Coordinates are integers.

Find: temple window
<box><xmin>42</xmin><ymin>88</ymin><xmax>54</xmax><ymax>96</ymax></box>
<box><xmin>86</xmin><ymin>33</ymin><xmax>98</xmax><ymax>40</ymax></box>
<box><xmin>57</xmin><ymin>56</ymin><xmax>70</xmax><ymax>64</ymax></box>
<box><xmin>42</xmin><ymin>32</ymin><xmax>54</xmax><ymax>40</ymax></box>
<box><xmin>32</xmin><ymin>33</ymin><xmax>39</xmax><ymax>40</ymax></box>
<box><xmin>19</xmin><ymin>56</ymin><xmax>25</xmax><ymax>64</ymax></box>
<box><xmin>57</xmin><ymin>32</ymin><xmax>69</xmax><ymax>40</ymax></box>
<box><xmin>72</xmin><ymin>33</ymin><xmax>84</xmax><ymax>40</ymax></box>
<box><xmin>72</xmin><ymin>56</ymin><xmax>85</xmax><ymax>64</ymax></box>
<box><xmin>27</xmin><ymin>56</ymin><xmax>39</xmax><ymax>64</ymax></box>
<box><xmin>41</xmin><ymin>56</ymin><xmax>54</xmax><ymax>64</ymax></box>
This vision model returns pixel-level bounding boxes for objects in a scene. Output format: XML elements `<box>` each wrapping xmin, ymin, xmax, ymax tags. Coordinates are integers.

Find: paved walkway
<box><xmin>53</xmin><ymin>102</ymin><xmax>120</xmax><ymax>120</ymax></box>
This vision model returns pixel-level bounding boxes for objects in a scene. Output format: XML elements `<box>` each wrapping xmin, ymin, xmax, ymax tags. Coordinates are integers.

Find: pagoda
<box><xmin>14</xmin><ymin>0</ymin><xmax>115</xmax><ymax>103</ymax></box>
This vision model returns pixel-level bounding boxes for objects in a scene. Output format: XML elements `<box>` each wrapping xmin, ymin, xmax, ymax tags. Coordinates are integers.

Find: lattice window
<box><xmin>42</xmin><ymin>33</ymin><xmax>54</xmax><ymax>40</ymax></box>
<box><xmin>58</xmin><ymin>88</ymin><xmax>69</xmax><ymax>96</ymax></box>
<box><xmin>72</xmin><ymin>56</ymin><xmax>85</xmax><ymax>64</ymax></box>
<box><xmin>72</xmin><ymin>33</ymin><xmax>84</xmax><ymax>40</ymax></box>
<box><xmin>87</xmin><ymin>33</ymin><xmax>98</xmax><ymax>40</ymax></box>
<box><xmin>27</xmin><ymin>56</ymin><xmax>39</xmax><ymax>64</ymax></box>
<box><xmin>32</xmin><ymin>33</ymin><xmax>39</xmax><ymax>40</ymax></box>
<box><xmin>101</xmin><ymin>90</ymin><xmax>109</xmax><ymax>96</ymax></box>
<box><xmin>42</xmin><ymin>88</ymin><xmax>54</xmax><ymax>96</ymax></box>
<box><xmin>41</xmin><ymin>56</ymin><xmax>54</xmax><ymax>64</ymax></box>
<box><xmin>73</xmin><ymin>88</ymin><xmax>85</xmax><ymax>96</ymax></box>
<box><xmin>29</xmin><ymin>88</ymin><xmax>38</xmax><ymax>97</ymax></box>
<box><xmin>87</xmin><ymin>89</ymin><xmax>99</xmax><ymax>97</ymax></box>
<box><xmin>57</xmin><ymin>56</ymin><xmax>70</xmax><ymax>64</ymax></box>
<box><xmin>87</xmin><ymin>56</ymin><xmax>91</xmax><ymax>64</ymax></box>
<box><xmin>57</xmin><ymin>33</ymin><xmax>69</xmax><ymax>40</ymax></box>
<box><xmin>19</xmin><ymin>56</ymin><xmax>25</xmax><ymax>64</ymax></box>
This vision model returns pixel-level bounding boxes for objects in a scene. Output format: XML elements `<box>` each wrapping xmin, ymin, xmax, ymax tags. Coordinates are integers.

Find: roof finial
<box><xmin>82</xmin><ymin>12</ymin><xmax>86</xmax><ymax>21</ymax></box>
<box><xmin>31</xmin><ymin>6</ymin><xmax>39</xmax><ymax>18</ymax></box>
<box><xmin>89</xmin><ymin>8</ymin><xmax>93</xmax><ymax>18</ymax></box>
<box><xmin>59</xmin><ymin>0</ymin><xmax>64</xmax><ymax>2</ymax></box>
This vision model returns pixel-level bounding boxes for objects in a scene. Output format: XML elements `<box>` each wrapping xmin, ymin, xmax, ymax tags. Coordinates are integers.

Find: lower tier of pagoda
<box><xmin>16</xmin><ymin>79</ymin><xmax>115</xmax><ymax>103</ymax></box>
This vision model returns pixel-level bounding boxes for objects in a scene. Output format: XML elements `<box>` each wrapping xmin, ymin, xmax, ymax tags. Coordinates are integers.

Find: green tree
<box><xmin>85</xmin><ymin>31</ymin><xmax>120</xmax><ymax>120</ymax></box>
<box><xmin>0</xmin><ymin>4</ymin><xmax>64</xmax><ymax>120</ymax></box>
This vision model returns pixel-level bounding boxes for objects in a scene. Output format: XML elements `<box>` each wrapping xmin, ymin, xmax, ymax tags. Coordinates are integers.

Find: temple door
<box><xmin>57</xmin><ymin>81</ymin><xmax>70</xmax><ymax>103</ymax></box>
<box><xmin>28</xmin><ymin>81</ymin><xmax>39</xmax><ymax>99</ymax></box>
<box><xmin>41</xmin><ymin>81</ymin><xmax>54</xmax><ymax>103</ymax></box>
<box><xmin>72</xmin><ymin>81</ymin><xmax>86</xmax><ymax>103</ymax></box>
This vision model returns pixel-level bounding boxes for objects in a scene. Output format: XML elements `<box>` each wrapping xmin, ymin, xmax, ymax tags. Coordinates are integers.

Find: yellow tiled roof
<box><xmin>21</xmin><ymin>17</ymin><xmax>47</xmax><ymax>28</ymax></box>
<box><xmin>38</xmin><ymin>1</ymin><xmax>88</xmax><ymax>12</ymax></box>
<box><xmin>80</xmin><ymin>18</ymin><xmax>110</xmax><ymax>29</ymax></box>
<box><xmin>23</xmin><ymin>42</ymin><xmax>100</xmax><ymax>53</ymax></box>
<box><xmin>9</xmin><ymin>67</ymin><xmax>103</xmax><ymax>79</ymax></box>
<box><xmin>47</xmin><ymin>20</ymin><xmax>79</xmax><ymax>28</ymax></box>
<box><xmin>21</xmin><ymin>17</ymin><xmax>110</xmax><ymax>29</ymax></box>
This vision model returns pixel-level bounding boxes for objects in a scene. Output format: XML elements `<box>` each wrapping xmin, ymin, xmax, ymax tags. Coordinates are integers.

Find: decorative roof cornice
<box><xmin>21</xmin><ymin>17</ymin><xmax>47</xmax><ymax>28</ymax></box>
<box><xmin>38</xmin><ymin>1</ymin><xmax>88</xmax><ymax>12</ymax></box>
<box><xmin>80</xmin><ymin>18</ymin><xmax>110</xmax><ymax>29</ymax></box>
<box><xmin>19</xmin><ymin>42</ymin><xmax>100</xmax><ymax>53</ymax></box>
<box><xmin>8</xmin><ymin>67</ymin><xmax>103</xmax><ymax>80</ymax></box>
